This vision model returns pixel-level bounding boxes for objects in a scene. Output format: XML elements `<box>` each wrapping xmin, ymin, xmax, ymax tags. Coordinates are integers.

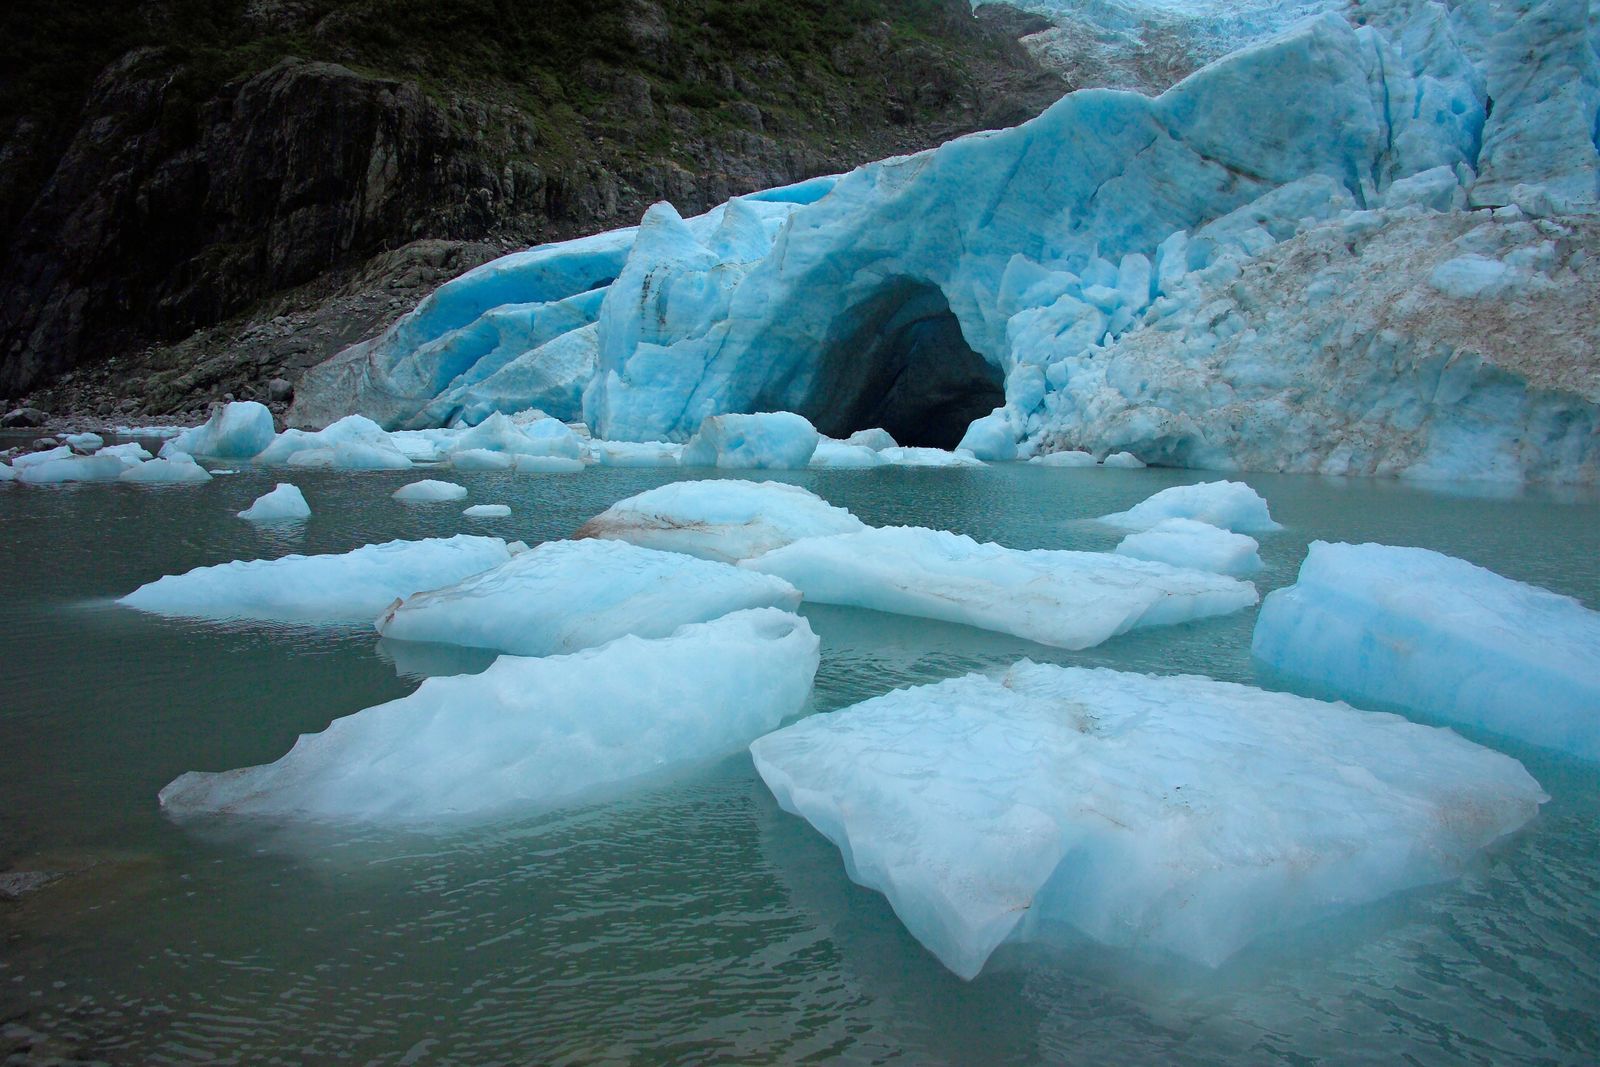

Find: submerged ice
<box><xmin>160</xmin><ymin>609</ymin><xmax>821</xmax><ymax>821</ymax></box>
<box><xmin>751</xmin><ymin>661</ymin><xmax>1546</xmax><ymax>978</ymax></box>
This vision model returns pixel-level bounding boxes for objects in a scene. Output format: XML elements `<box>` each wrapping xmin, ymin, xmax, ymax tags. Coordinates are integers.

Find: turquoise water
<box><xmin>2</xmin><ymin>454</ymin><xmax>1597</xmax><ymax>1064</ymax></box>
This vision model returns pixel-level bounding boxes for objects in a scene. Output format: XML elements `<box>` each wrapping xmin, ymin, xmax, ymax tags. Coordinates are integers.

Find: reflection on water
<box><xmin>1</xmin><ymin>459</ymin><xmax>1597</xmax><ymax>1064</ymax></box>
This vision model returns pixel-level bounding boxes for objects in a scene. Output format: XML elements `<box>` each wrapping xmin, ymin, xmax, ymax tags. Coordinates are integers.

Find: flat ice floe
<box><xmin>750</xmin><ymin>662</ymin><xmax>1545</xmax><ymax>978</ymax></box>
<box><xmin>743</xmin><ymin>526</ymin><xmax>1257</xmax><ymax>649</ymax></box>
<box><xmin>1114</xmin><ymin>518</ymin><xmax>1263</xmax><ymax>576</ymax></box>
<box><xmin>462</xmin><ymin>503</ymin><xmax>511</xmax><ymax>518</ymax></box>
<box><xmin>1253</xmin><ymin>541</ymin><xmax>1600</xmax><ymax>760</ymax></box>
<box><xmin>1099</xmin><ymin>480</ymin><xmax>1280</xmax><ymax>532</ymax></box>
<box><xmin>119</xmin><ymin>535</ymin><xmax>517</xmax><ymax>624</ymax></box>
<box><xmin>238</xmin><ymin>483</ymin><xmax>310</xmax><ymax>522</ymax></box>
<box><xmin>119</xmin><ymin>456</ymin><xmax>214</xmax><ymax>484</ymax></box>
<box><xmin>162</xmin><ymin>608</ymin><xmax>820</xmax><ymax>821</ymax></box>
<box><xmin>18</xmin><ymin>454</ymin><xmax>130</xmax><ymax>483</ymax></box>
<box><xmin>377</xmin><ymin>538</ymin><xmax>801</xmax><ymax>656</ymax></box>
<box><xmin>575</xmin><ymin>480</ymin><xmax>867</xmax><ymax>563</ymax></box>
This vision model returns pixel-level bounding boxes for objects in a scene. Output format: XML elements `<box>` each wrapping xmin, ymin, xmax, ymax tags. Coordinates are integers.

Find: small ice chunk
<box><xmin>1253</xmin><ymin>542</ymin><xmax>1600</xmax><ymax>760</ymax></box>
<box><xmin>449</xmin><ymin>448</ymin><xmax>514</xmax><ymax>471</ymax></box>
<box><xmin>751</xmin><ymin>663</ymin><xmax>1545</xmax><ymax>978</ymax></box>
<box><xmin>810</xmin><ymin>440</ymin><xmax>889</xmax><ymax>468</ymax></box>
<box><xmin>590</xmin><ymin>440</ymin><xmax>681</xmax><ymax>467</ymax></box>
<box><xmin>681</xmin><ymin>412</ymin><xmax>820</xmax><ymax>469</ymax></box>
<box><xmin>119</xmin><ymin>457</ymin><xmax>214</xmax><ymax>484</ymax></box>
<box><xmin>161</xmin><ymin>608</ymin><xmax>821</xmax><ymax>821</ymax></box>
<box><xmin>1029</xmin><ymin>450</ymin><xmax>1097</xmax><ymax>468</ymax></box>
<box><xmin>512</xmin><ymin>454</ymin><xmax>584</xmax><ymax>473</ymax></box>
<box><xmin>446</xmin><ymin>412</ymin><xmax>583</xmax><ymax>460</ymax></box>
<box><xmin>1099</xmin><ymin>480</ymin><xmax>1280</xmax><ymax>532</ymax></box>
<box><xmin>1115</xmin><ymin>518</ymin><xmax>1262</xmax><ymax>576</ymax></box>
<box><xmin>119</xmin><ymin>535</ymin><xmax>515</xmax><ymax>624</ymax></box>
<box><xmin>238</xmin><ymin>483</ymin><xmax>311</xmax><ymax>522</ymax></box>
<box><xmin>393</xmin><ymin>479</ymin><xmax>468</xmax><ymax>503</ymax></box>
<box><xmin>1101</xmin><ymin>452</ymin><xmax>1146</xmax><ymax>468</ymax></box>
<box><xmin>880</xmin><ymin>446</ymin><xmax>985</xmax><ymax>467</ymax></box>
<box><xmin>463</xmin><ymin>504</ymin><xmax>511</xmax><ymax>518</ymax></box>
<box><xmin>377</xmin><ymin>537</ymin><xmax>801</xmax><ymax>656</ymax></box>
<box><xmin>844</xmin><ymin>428</ymin><xmax>897</xmax><ymax>451</ymax></box>
<box><xmin>165</xmin><ymin>401</ymin><xmax>275</xmax><ymax>459</ymax></box>
<box><xmin>0</xmin><ymin>463</ymin><xmax>14</xmax><ymax>481</ymax></box>
<box><xmin>20</xmin><ymin>454</ymin><xmax>131</xmax><ymax>483</ymax></box>
<box><xmin>96</xmin><ymin>442</ymin><xmax>153</xmax><ymax>466</ymax></box>
<box><xmin>743</xmin><ymin>526</ymin><xmax>1257</xmax><ymax>649</ymax></box>
<box><xmin>62</xmin><ymin>432</ymin><xmax>104</xmax><ymax>451</ymax></box>
<box><xmin>576</xmin><ymin>480</ymin><xmax>867</xmax><ymax>563</ymax></box>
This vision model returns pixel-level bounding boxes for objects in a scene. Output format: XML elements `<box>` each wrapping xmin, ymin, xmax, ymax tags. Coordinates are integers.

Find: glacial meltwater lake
<box><xmin>2</xmin><ymin>453</ymin><xmax>1597</xmax><ymax>1064</ymax></box>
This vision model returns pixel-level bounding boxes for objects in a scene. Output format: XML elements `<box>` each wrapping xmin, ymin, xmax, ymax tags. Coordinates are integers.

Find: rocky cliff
<box><xmin>0</xmin><ymin>0</ymin><xmax>1061</xmax><ymax>417</ymax></box>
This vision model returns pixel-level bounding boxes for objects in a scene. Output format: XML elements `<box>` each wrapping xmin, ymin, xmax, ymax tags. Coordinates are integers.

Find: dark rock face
<box><xmin>0</xmin><ymin>53</ymin><xmax>522</xmax><ymax>396</ymax></box>
<box><xmin>0</xmin><ymin>0</ymin><xmax>1064</xmax><ymax>412</ymax></box>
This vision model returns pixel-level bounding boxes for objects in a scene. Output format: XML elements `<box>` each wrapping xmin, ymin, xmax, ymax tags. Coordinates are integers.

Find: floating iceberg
<box><xmin>161</xmin><ymin>608</ymin><xmax>821</xmax><ymax>821</ymax></box>
<box><xmin>17</xmin><ymin>454</ymin><xmax>129</xmax><ymax>483</ymax></box>
<box><xmin>880</xmin><ymin>447</ymin><xmax>984</xmax><ymax>468</ymax></box>
<box><xmin>1030</xmin><ymin>450</ymin><xmax>1098</xmax><ymax>468</ymax></box>
<box><xmin>1101</xmin><ymin>452</ymin><xmax>1146</xmax><ymax>469</ymax></box>
<box><xmin>810</xmin><ymin>439</ymin><xmax>889</xmax><ymax>468</ymax></box>
<box><xmin>120</xmin><ymin>535</ymin><xmax>516</xmax><ymax>624</ymax></box>
<box><xmin>392</xmin><ymin>479</ymin><xmax>467</xmax><ymax>503</ymax></box>
<box><xmin>119</xmin><ymin>457</ymin><xmax>214</xmax><ymax>484</ymax></box>
<box><xmin>743</xmin><ymin>526</ymin><xmax>1257</xmax><ymax>649</ymax></box>
<box><xmin>512</xmin><ymin>454</ymin><xmax>585</xmax><ymax>473</ymax></box>
<box><xmin>377</xmin><ymin>538</ymin><xmax>801</xmax><ymax>656</ymax></box>
<box><xmin>1114</xmin><ymin>518</ymin><xmax>1263</xmax><ymax>576</ymax></box>
<box><xmin>238</xmin><ymin>483</ymin><xmax>310</xmax><ymax>522</ymax></box>
<box><xmin>448</xmin><ymin>448</ymin><xmax>514</xmax><ymax>471</ymax></box>
<box><xmin>463</xmin><ymin>504</ymin><xmax>511</xmax><ymax>518</ymax></box>
<box><xmin>575</xmin><ymin>480</ymin><xmax>867</xmax><ymax>564</ymax></box>
<box><xmin>1253</xmin><ymin>541</ymin><xmax>1600</xmax><ymax>760</ymax></box>
<box><xmin>165</xmin><ymin>401</ymin><xmax>276</xmax><ymax>460</ymax></box>
<box><xmin>443</xmin><ymin>411</ymin><xmax>585</xmax><ymax>460</ymax></box>
<box><xmin>61</xmin><ymin>432</ymin><xmax>103</xmax><ymax>451</ymax></box>
<box><xmin>680</xmin><ymin>412</ymin><xmax>820</xmax><ymax>469</ymax></box>
<box><xmin>0</xmin><ymin>463</ymin><xmax>14</xmax><ymax>481</ymax></box>
<box><xmin>96</xmin><ymin>442</ymin><xmax>153</xmax><ymax>466</ymax></box>
<box><xmin>12</xmin><ymin>446</ymin><xmax>71</xmax><ymax>469</ymax></box>
<box><xmin>751</xmin><ymin>662</ymin><xmax>1545</xmax><ymax>977</ymax></box>
<box><xmin>590</xmin><ymin>440</ymin><xmax>682</xmax><ymax>467</ymax></box>
<box><xmin>1099</xmin><ymin>480</ymin><xmax>1280</xmax><ymax>532</ymax></box>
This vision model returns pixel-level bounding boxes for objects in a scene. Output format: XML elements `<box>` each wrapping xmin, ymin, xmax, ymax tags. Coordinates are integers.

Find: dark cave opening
<box><xmin>800</xmin><ymin>279</ymin><xmax>1004</xmax><ymax>450</ymax></box>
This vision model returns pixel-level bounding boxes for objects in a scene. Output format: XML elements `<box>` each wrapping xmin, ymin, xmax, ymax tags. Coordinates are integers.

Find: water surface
<box><xmin>2</xmin><ymin>457</ymin><xmax>1596</xmax><ymax>1064</ymax></box>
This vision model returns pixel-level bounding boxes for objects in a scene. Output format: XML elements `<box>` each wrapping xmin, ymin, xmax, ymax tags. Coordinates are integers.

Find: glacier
<box><xmin>375</xmin><ymin>538</ymin><xmax>801</xmax><ymax>657</ymax></box>
<box><xmin>160</xmin><ymin>608</ymin><xmax>821</xmax><ymax>822</ymax></box>
<box><xmin>742</xmin><ymin>525</ymin><xmax>1258</xmax><ymax>649</ymax></box>
<box><xmin>1253</xmin><ymin>541</ymin><xmax>1600</xmax><ymax>760</ymax></box>
<box><xmin>750</xmin><ymin>661</ymin><xmax>1546</xmax><ymax>978</ymax></box>
<box><xmin>119</xmin><ymin>535</ymin><xmax>517</xmax><ymax>624</ymax></box>
<box><xmin>286</xmin><ymin>0</ymin><xmax>1600</xmax><ymax>484</ymax></box>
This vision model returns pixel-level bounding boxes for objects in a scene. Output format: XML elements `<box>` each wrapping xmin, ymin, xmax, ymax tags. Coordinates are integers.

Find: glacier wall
<box><xmin>291</xmin><ymin>0</ymin><xmax>1600</xmax><ymax>482</ymax></box>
